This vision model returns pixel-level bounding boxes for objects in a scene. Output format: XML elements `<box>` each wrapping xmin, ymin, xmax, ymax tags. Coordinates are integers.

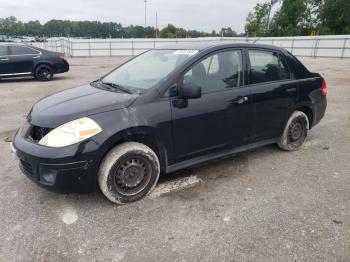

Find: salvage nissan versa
<box><xmin>12</xmin><ymin>43</ymin><xmax>327</xmax><ymax>204</ymax></box>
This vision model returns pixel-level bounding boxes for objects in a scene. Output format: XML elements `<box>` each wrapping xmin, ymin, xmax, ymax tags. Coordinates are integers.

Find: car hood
<box><xmin>28</xmin><ymin>84</ymin><xmax>138</xmax><ymax>128</ymax></box>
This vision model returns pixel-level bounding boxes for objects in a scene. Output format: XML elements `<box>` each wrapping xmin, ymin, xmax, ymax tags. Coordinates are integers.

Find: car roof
<box><xmin>0</xmin><ymin>43</ymin><xmax>32</xmax><ymax>47</ymax></box>
<box><xmin>0</xmin><ymin>43</ymin><xmax>50</xmax><ymax>52</ymax></box>
<box><xmin>155</xmin><ymin>41</ymin><xmax>286</xmax><ymax>53</ymax></box>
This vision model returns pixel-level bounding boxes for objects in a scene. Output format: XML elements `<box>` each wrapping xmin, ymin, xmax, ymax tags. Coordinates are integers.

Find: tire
<box><xmin>98</xmin><ymin>142</ymin><xmax>160</xmax><ymax>204</ymax></box>
<box><xmin>34</xmin><ymin>64</ymin><xmax>53</xmax><ymax>81</ymax></box>
<box><xmin>278</xmin><ymin>111</ymin><xmax>309</xmax><ymax>151</ymax></box>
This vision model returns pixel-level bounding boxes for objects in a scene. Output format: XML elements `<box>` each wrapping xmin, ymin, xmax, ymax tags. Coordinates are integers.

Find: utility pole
<box><xmin>155</xmin><ymin>12</ymin><xmax>158</xmax><ymax>38</ymax></box>
<box><xmin>266</xmin><ymin>0</ymin><xmax>279</xmax><ymax>34</ymax></box>
<box><xmin>144</xmin><ymin>0</ymin><xmax>147</xmax><ymax>28</ymax></box>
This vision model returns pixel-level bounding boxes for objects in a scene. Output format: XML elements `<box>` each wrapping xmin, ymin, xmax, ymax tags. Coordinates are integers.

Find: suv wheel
<box><xmin>278</xmin><ymin>111</ymin><xmax>309</xmax><ymax>151</ymax></box>
<box><xmin>35</xmin><ymin>65</ymin><xmax>53</xmax><ymax>81</ymax></box>
<box><xmin>98</xmin><ymin>142</ymin><xmax>160</xmax><ymax>204</ymax></box>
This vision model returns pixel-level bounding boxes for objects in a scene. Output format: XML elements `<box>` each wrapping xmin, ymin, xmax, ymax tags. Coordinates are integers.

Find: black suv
<box><xmin>0</xmin><ymin>44</ymin><xmax>69</xmax><ymax>81</ymax></box>
<box><xmin>12</xmin><ymin>43</ymin><xmax>327</xmax><ymax>204</ymax></box>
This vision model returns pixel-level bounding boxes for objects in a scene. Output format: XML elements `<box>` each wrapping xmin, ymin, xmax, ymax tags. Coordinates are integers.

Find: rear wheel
<box><xmin>98</xmin><ymin>142</ymin><xmax>160</xmax><ymax>204</ymax></box>
<box><xmin>35</xmin><ymin>65</ymin><xmax>53</xmax><ymax>81</ymax></box>
<box><xmin>278</xmin><ymin>111</ymin><xmax>309</xmax><ymax>151</ymax></box>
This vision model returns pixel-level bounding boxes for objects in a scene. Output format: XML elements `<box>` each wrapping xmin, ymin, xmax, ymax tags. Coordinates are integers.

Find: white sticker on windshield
<box><xmin>173</xmin><ymin>50</ymin><xmax>198</xmax><ymax>56</ymax></box>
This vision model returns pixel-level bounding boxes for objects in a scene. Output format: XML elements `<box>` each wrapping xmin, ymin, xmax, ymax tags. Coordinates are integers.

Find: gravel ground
<box><xmin>0</xmin><ymin>57</ymin><xmax>349</xmax><ymax>262</ymax></box>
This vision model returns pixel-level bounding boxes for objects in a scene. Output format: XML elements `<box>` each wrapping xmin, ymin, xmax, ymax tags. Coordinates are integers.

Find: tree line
<box><xmin>245</xmin><ymin>0</ymin><xmax>350</xmax><ymax>37</ymax></box>
<box><xmin>0</xmin><ymin>16</ymin><xmax>238</xmax><ymax>38</ymax></box>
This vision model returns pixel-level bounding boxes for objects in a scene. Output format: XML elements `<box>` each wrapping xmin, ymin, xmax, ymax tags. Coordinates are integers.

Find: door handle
<box><xmin>234</xmin><ymin>96</ymin><xmax>249</xmax><ymax>105</ymax></box>
<box><xmin>0</xmin><ymin>58</ymin><xmax>8</xmax><ymax>61</ymax></box>
<box><xmin>32</xmin><ymin>56</ymin><xmax>40</xmax><ymax>59</ymax></box>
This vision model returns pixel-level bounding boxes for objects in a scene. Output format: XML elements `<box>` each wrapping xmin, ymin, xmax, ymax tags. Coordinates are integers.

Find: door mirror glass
<box><xmin>180</xmin><ymin>83</ymin><xmax>202</xmax><ymax>99</ymax></box>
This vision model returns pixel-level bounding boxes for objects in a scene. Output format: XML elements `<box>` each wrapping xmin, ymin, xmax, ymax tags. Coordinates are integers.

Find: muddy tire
<box><xmin>34</xmin><ymin>64</ymin><xmax>53</xmax><ymax>81</ymax></box>
<box><xmin>98</xmin><ymin>142</ymin><xmax>160</xmax><ymax>204</ymax></box>
<box><xmin>278</xmin><ymin>111</ymin><xmax>309</xmax><ymax>151</ymax></box>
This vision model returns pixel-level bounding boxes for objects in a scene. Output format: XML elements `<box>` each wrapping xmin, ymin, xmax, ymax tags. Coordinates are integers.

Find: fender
<box><xmin>33</xmin><ymin>60</ymin><xmax>54</xmax><ymax>73</ymax></box>
<box><xmin>95</xmin><ymin>126</ymin><xmax>169</xmax><ymax>173</ymax></box>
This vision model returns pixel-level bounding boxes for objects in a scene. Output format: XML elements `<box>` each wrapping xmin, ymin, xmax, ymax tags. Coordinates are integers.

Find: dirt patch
<box><xmin>0</xmin><ymin>129</ymin><xmax>17</xmax><ymax>142</ymax></box>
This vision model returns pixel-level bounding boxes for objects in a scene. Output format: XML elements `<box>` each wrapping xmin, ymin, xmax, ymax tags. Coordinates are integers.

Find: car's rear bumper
<box><xmin>54</xmin><ymin>59</ymin><xmax>69</xmax><ymax>74</ymax></box>
<box><xmin>312</xmin><ymin>95</ymin><xmax>327</xmax><ymax>128</ymax></box>
<box><xmin>12</xmin><ymin>126</ymin><xmax>100</xmax><ymax>193</ymax></box>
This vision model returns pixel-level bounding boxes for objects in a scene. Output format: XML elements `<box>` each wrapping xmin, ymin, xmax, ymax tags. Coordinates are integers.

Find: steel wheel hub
<box><xmin>113</xmin><ymin>157</ymin><xmax>151</xmax><ymax>195</ymax></box>
<box><xmin>289</xmin><ymin>121</ymin><xmax>303</xmax><ymax>141</ymax></box>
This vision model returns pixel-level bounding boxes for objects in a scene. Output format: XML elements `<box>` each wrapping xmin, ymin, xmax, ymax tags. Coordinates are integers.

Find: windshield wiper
<box><xmin>101</xmin><ymin>81</ymin><xmax>133</xmax><ymax>94</ymax></box>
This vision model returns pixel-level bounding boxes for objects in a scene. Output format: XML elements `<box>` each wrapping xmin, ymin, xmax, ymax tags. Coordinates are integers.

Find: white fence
<box><xmin>39</xmin><ymin>35</ymin><xmax>350</xmax><ymax>59</ymax></box>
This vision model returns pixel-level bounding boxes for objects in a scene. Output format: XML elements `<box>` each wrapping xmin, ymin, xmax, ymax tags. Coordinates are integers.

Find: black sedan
<box><xmin>0</xmin><ymin>44</ymin><xmax>69</xmax><ymax>81</ymax></box>
<box><xmin>12</xmin><ymin>42</ymin><xmax>327</xmax><ymax>204</ymax></box>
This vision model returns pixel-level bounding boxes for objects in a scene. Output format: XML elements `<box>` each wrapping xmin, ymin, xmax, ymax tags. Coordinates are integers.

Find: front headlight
<box><xmin>38</xmin><ymin>117</ymin><xmax>102</xmax><ymax>147</ymax></box>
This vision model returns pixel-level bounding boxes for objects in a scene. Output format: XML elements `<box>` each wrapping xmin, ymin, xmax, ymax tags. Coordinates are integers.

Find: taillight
<box><xmin>59</xmin><ymin>53</ymin><xmax>65</xmax><ymax>59</ymax></box>
<box><xmin>321</xmin><ymin>79</ymin><xmax>327</xmax><ymax>96</ymax></box>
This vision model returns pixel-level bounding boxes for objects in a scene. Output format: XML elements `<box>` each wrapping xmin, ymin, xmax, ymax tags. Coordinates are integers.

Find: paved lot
<box><xmin>0</xmin><ymin>57</ymin><xmax>349</xmax><ymax>262</ymax></box>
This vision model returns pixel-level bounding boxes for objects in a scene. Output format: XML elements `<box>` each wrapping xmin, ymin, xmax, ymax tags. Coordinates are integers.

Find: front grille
<box><xmin>27</xmin><ymin>125</ymin><xmax>52</xmax><ymax>143</ymax></box>
<box><xmin>20</xmin><ymin>160</ymin><xmax>33</xmax><ymax>176</ymax></box>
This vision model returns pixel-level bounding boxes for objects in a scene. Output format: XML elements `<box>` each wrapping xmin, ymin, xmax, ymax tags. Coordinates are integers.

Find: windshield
<box><xmin>101</xmin><ymin>49</ymin><xmax>198</xmax><ymax>92</ymax></box>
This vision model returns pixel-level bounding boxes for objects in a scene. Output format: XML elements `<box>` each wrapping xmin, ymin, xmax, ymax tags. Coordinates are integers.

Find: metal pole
<box><xmin>109</xmin><ymin>41</ymin><xmax>112</xmax><ymax>57</ymax></box>
<box><xmin>341</xmin><ymin>38</ymin><xmax>347</xmax><ymax>59</ymax></box>
<box><xmin>70</xmin><ymin>39</ymin><xmax>73</xmax><ymax>57</ymax></box>
<box><xmin>266</xmin><ymin>0</ymin><xmax>279</xmax><ymax>34</ymax></box>
<box><xmin>314</xmin><ymin>37</ymin><xmax>319</xmax><ymax>58</ymax></box>
<box><xmin>131</xmin><ymin>39</ymin><xmax>134</xmax><ymax>56</ymax></box>
<box><xmin>144</xmin><ymin>0</ymin><xmax>147</xmax><ymax>28</ymax></box>
<box><xmin>88</xmin><ymin>40</ymin><xmax>91</xmax><ymax>57</ymax></box>
<box><xmin>266</xmin><ymin>1</ymin><xmax>272</xmax><ymax>33</ymax></box>
<box><xmin>155</xmin><ymin>12</ymin><xmax>158</xmax><ymax>38</ymax></box>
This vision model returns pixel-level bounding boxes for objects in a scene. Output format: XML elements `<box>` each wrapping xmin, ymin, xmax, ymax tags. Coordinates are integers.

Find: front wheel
<box><xmin>98</xmin><ymin>142</ymin><xmax>160</xmax><ymax>204</ymax></box>
<box><xmin>34</xmin><ymin>65</ymin><xmax>53</xmax><ymax>81</ymax></box>
<box><xmin>278</xmin><ymin>111</ymin><xmax>309</xmax><ymax>151</ymax></box>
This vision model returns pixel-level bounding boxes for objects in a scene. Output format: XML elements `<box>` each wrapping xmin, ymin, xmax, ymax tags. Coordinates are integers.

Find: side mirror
<box><xmin>180</xmin><ymin>83</ymin><xmax>202</xmax><ymax>99</ymax></box>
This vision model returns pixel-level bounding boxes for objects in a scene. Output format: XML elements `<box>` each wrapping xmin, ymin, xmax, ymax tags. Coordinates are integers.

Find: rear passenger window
<box><xmin>184</xmin><ymin>50</ymin><xmax>243</xmax><ymax>93</ymax></box>
<box><xmin>0</xmin><ymin>46</ymin><xmax>8</xmax><ymax>56</ymax></box>
<box><xmin>248</xmin><ymin>50</ymin><xmax>291</xmax><ymax>84</ymax></box>
<box><xmin>10</xmin><ymin>46</ymin><xmax>39</xmax><ymax>55</ymax></box>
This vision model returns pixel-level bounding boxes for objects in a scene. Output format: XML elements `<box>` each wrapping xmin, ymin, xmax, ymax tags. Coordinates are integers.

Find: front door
<box><xmin>171</xmin><ymin>49</ymin><xmax>251</xmax><ymax>163</ymax></box>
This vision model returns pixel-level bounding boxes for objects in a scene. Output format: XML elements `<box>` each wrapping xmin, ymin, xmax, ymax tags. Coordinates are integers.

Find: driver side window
<box><xmin>183</xmin><ymin>50</ymin><xmax>243</xmax><ymax>93</ymax></box>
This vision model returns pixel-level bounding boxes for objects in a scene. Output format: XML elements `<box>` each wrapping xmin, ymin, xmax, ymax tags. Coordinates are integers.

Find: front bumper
<box><xmin>12</xmin><ymin>127</ymin><xmax>101</xmax><ymax>193</ymax></box>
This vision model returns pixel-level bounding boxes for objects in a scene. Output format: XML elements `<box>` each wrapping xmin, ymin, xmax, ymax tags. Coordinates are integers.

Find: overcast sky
<box><xmin>0</xmin><ymin>0</ymin><xmax>274</xmax><ymax>33</ymax></box>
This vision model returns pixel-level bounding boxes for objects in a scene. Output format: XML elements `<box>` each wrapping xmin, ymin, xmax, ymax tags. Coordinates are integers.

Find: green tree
<box><xmin>0</xmin><ymin>16</ymin><xmax>230</xmax><ymax>39</ymax></box>
<box><xmin>245</xmin><ymin>2</ymin><xmax>270</xmax><ymax>36</ymax></box>
<box><xmin>321</xmin><ymin>0</ymin><xmax>350</xmax><ymax>34</ymax></box>
<box><xmin>269</xmin><ymin>0</ymin><xmax>308</xmax><ymax>36</ymax></box>
<box><xmin>245</xmin><ymin>0</ymin><xmax>350</xmax><ymax>36</ymax></box>
<box><xmin>221</xmin><ymin>27</ymin><xmax>237</xmax><ymax>37</ymax></box>
<box><xmin>159</xmin><ymin>24</ymin><xmax>177</xmax><ymax>38</ymax></box>
<box><xmin>24</xmin><ymin>20</ymin><xmax>43</xmax><ymax>36</ymax></box>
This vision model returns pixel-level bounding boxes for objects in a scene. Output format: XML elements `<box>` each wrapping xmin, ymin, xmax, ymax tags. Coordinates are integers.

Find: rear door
<box><xmin>170</xmin><ymin>49</ymin><xmax>251</xmax><ymax>163</ymax></box>
<box><xmin>8</xmin><ymin>45</ymin><xmax>41</xmax><ymax>74</ymax></box>
<box><xmin>247</xmin><ymin>49</ymin><xmax>298</xmax><ymax>141</ymax></box>
<box><xmin>0</xmin><ymin>45</ymin><xmax>11</xmax><ymax>75</ymax></box>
